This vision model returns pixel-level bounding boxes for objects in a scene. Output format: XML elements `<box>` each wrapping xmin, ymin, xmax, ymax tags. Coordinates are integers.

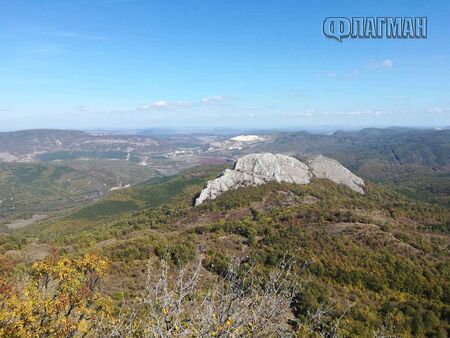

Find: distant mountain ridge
<box><xmin>2</xmin><ymin>127</ymin><xmax>449</xmax><ymax>167</ymax></box>
<box><xmin>257</xmin><ymin>128</ymin><xmax>450</xmax><ymax>168</ymax></box>
<box><xmin>0</xmin><ymin>129</ymin><xmax>164</xmax><ymax>160</ymax></box>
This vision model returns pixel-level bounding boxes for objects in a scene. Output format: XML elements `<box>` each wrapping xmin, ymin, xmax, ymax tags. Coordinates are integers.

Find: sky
<box><xmin>0</xmin><ymin>0</ymin><xmax>449</xmax><ymax>131</ymax></box>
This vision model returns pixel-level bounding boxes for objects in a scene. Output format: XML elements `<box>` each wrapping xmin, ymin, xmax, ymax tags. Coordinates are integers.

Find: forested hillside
<box><xmin>1</xmin><ymin>163</ymin><xmax>448</xmax><ymax>337</ymax></box>
<box><xmin>257</xmin><ymin>128</ymin><xmax>450</xmax><ymax>207</ymax></box>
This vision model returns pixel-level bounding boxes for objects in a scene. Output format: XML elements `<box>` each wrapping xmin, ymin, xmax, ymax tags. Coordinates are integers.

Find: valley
<box><xmin>1</xmin><ymin>127</ymin><xmax>449</xmax><ymax>225</ymax></box>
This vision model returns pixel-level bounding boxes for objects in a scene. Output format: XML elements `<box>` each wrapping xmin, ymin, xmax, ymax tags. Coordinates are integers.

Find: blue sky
<box><xmin>0</xmin><ymin>0</ymin><xmax>449</xmax><ymax>130</ymax></box>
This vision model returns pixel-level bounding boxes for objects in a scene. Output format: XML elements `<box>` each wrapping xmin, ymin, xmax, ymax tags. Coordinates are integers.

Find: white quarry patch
<box><xmin>195</xmin><ymin>153</ymin><xmax>365</xmax><ymax>205</ymax></box>
<box><xmin>230</xmin><ymin>135</ymin><xmax>266</xmax><ymax>142</ymax></box>
<box><xmin>208</xmin><ymin>135</ymin><xmax>270</xmax><ymax>152</ymax></box>
<box><xmin>110</xmin><ymin>184</ymin><xmax>131</xmax><ymax>191</ymax></box>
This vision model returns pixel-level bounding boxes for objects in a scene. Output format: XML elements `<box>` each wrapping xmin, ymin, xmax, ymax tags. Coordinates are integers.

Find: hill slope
<box><xmin>4</xmin><ymin>163</ymin><xmax>449</xmax><ymax>337</ymax></box>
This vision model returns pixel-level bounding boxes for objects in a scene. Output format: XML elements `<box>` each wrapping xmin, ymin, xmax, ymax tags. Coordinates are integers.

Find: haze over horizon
<box><xmin>1</xmin><ymin>125</ymin><xmax>449</xmax><ymax>135</ymax></box>
<box><xmin>1</xmin><ymin>0</ymin><xmax>449</xmax><ymax>130</ymax></box>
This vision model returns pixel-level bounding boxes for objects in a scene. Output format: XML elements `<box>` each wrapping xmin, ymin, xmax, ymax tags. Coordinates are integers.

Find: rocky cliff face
<box><xmin>195</xmin><ymin>153</ymin><xmax>365</xmax><ymax>205</ymax></box>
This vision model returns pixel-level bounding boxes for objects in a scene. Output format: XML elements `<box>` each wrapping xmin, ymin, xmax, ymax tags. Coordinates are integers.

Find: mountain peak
<box><xmin>195</xmin><ymin>153</ymin><xmax>364</xmax><ymax>205</ymax></box>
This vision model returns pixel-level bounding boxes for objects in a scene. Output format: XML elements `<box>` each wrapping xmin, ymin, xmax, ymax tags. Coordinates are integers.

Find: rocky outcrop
<box><xmin>307</xmin><ymin>155</ymin><xmax>365</xmax><ymax>194</ymax></box>
<box><xmin>195</xmin><ymin>169</ymin><xmax>266</xmax><ymax>205</ymax></box>
<box><xmin>234</xmin><ymin>153</ymin><xmax>312</xmax><ymax>185</ymax></box>
<box><xmin>195</xmin><ymin>154</ymin><xmax>312</xmax><ymax>205</ymax></box>
<box><xmin>195</xmin><ymin>153</ymin><xmax>364</xmax><ymax>205</ymax></box>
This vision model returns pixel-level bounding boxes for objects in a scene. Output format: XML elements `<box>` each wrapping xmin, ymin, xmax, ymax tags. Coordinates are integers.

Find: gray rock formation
<box><xmin>195</xmin><ymin>153</ymin><xmax>364</xmax><ymax>205</ymax></box>
<box><xmin>307</xmin><ymin>155</ymin><xmax>365</xmax><ymax>194</ymax></box>
<box><xmin>234</xmin><ymin>153</ymin><xmax>312</xmax><ymax>185</ymax></box>
<box><xmin>195</xmin><ymin>154</ymin><xmax>312</xmax><ymax>205</ymax></box>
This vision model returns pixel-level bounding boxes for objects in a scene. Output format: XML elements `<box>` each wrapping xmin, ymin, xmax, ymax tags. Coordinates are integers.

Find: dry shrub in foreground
<box><xmin>96</xmin><ymin>255</ymin><xmax>297</xmax><ymax>337</ymax></box>
<box><xmin>1</xmin><ymin>252</ymin><xmax>352</xmax><ymax>337</ymax></box>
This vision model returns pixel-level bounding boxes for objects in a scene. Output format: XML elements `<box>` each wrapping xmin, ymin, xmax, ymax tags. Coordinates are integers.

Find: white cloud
<box><xmin>152</xmin><ymin>100</ymin><xmax>169</xmax><ymax>108</ymax></box>
<box><xmin>427</xmin><ymin>107</ymin><xmax>448</xmax><ymax>114</ymax></box>
<box><xmin>389</xmin><ymin>96</ymin><xmax>407</xmax><ymax>101</ymax></box>
<box><xmin>292</xmin><ymin>90</ymin><xmax>309</xmax><ymax>98</ymax></box>
<box><xmin>381</xmin><ymin>59</ymin><xmax>394</xmax><ymax>68</ymax></box>
<box><xmin>175</xmin><ymin>101</ymin><xmax>192</xmax><ymax>107</ymax></box>
<box><xmin>334</xmin><ymin>110</ymin><xmax>384</xmax><ymax>116</ymax></box>
<box><xmin>369</xmin><ymin>59</ymin><xmax>394</xmax><ymax>69</ymax></box>
<box><xmin>137</xmin><ymin>101</ymin><xmax>170</xmax><ymax>110</ymax></box>
<box><xmin>280</xmin><ymin>108</ymin><xmax>317</xmax><ymax>118</ymax></box>
<box><xmin>75</xmin><ymin>105</ymin><xmax>89</xmax><ymax>112</ymax></box>
<box><xmin>31</xmin><ymin>42</ymin><xmax>63</xmax><ymax>55</ymax></box>
<box><xmin>316</xmin><ymin>72</ymin><xmax>337</xmax><ymax>79</ymax></box>
<box><xmin>137</xmin><ymin>96</ymin><xmax>227</xmax><ymax>112</ymax></box>
<box><xmin>301</xmin><ymin>108</ymin><xmax>317</xmax><ymax>116</ymax></box>
<box><xmin>48</xmin><ymin>31</ymin><xmax>108</xmax><ymax>41</ymax></box>
<box><xmin>284</xmin><ymin>109</ymin><xmax>386</xmax><ymax>118</ymax></box>
<box><xmin>201</xmin><ymin>96</ymin><xmax>224</xmax><ymax>103</ymax></box>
